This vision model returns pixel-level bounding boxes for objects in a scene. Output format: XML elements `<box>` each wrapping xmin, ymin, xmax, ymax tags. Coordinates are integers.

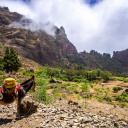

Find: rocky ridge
<box><xmin>113</xmin><ymin>49</ymin><xmax>128</xmax><ymax>72</ymax></box>
<box><xmin>0</xmin><ymin>7</ymin><xmax>77</xmax><ymax>66</ymax></box>
<box><xmin>1</xmin><ymin>7</ymin><xmax>128</xmax><ymax>72</ymax></box>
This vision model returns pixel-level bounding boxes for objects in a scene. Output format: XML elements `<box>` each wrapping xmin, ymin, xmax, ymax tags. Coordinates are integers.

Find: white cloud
<box><xmin>0</xmin><ymin>0</ymin><xmax>128</xmax><ymax>55</ymax></box>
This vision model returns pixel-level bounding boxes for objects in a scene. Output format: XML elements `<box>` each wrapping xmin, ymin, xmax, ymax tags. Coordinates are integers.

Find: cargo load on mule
<box><xmin>1</xmin><ymin>78</ymin><xmax>16</xmax><ymax>94</ymax></box>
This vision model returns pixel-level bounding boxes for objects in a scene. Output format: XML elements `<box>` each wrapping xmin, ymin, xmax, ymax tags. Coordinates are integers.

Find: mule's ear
<box><xmin>31</xmin><ymin>75</ymin><xmax>35</xmax><ymax>81</ymax></box>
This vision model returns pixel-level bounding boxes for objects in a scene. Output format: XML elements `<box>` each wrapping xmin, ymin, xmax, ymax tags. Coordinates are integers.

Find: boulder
<box><xmin>49</xmin><ymin>78</ymin><xmax>62</xmax><ymax>83</ymax></box>
<box><xmin>20</xmin><ymin>96</ymin><xmax>38</xmax><ymax>115</ymax></box>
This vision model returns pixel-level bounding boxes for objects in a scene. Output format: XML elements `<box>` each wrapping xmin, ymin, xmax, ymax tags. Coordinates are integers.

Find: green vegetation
<box><xmin>104</xmin><ymin>96</ymin><xmax>113</xmax><ymax>103</ymax></box>
<box><xmin>60</xmin><ymin>58</ymin><xmax>64</xmax><ymax>62</ymax></box>
<box><xmin>101</xmin><ymin>71</ymin><xmax>112</xmax><ymax>82</ymax></box>
<box><xmin>115</xmin><ymin>93</ymin><xmax>128</xmax><ymax>103</ymax></box>
<box><xmin>90</xmin><ymin>50</ymin><xmax>101</xmax><ymax>55</ymax></box>
<box><xmin>81</xmin><ymin>83</ymin><xmax>89</xmax><ymax>92</ymax></box>
<box><xmin>0</xmin><ymin>43</ymin><xmax>4</xmax><ymax>48</ymax></box>
<box><xmin>0</xmin><ymin>75</ymin><xmax>4</xmax><ymax>85</ymax></box>
<box><xmin>97</xmin><ymin>95</ymin><xmax>104</xmax><ymax>102</ymax></box>
<box><xmin>67</xmin><ymin>84</ymin><xmax>78</xmax><ymax>92</ymax></box>
<box><xmin>0</xmin><ymin>57</ymin><xmax>3</xmax><ymax>71</ymax></box>
<box><xmin>34</xmin><ymin>86</ymin><xmax>52</xmax><ymax>105</ymax></box>
<box><xmin>16</xmin><ymin>79</ymin><xmax>23</xmax><ymax>83</ymax></box>
<box><xmin>44</xmin><ymin>67</ymin><xmax>112</xmax><ymax>82</ymax></box>
<box><xmin>103</xmin><ymin>53</ymin><xmax>111</xmax><ymax>58</ymax></box>
<box><xmin>0</xmin><ymin>59</ymin><xmax>127</xmax><ymax>108</ymax></box>
<box><xmin>3</xmin><ymin>47</ymin><xmax>21</xmax><ymax>72</ymax></box>
<box><xmin>54</xmin><ymin>39</ymin><xmax>60</xmax><ymax>46</ymax></box>
<box><xmin>113</xmin><ymin>86</ymin><xmax>123</xmax><ymax>93</ymax></box>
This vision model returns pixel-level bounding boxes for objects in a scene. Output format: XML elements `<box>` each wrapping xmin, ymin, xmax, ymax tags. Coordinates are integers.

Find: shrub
<box><xmin>101</xmin><ymin>71</ymin><xmax>112</xmax><ymax>82</ymax></box>
<box><xmin>96</xmin><ymin>69</ymin><xmax>102</xmax><ymax>77</ymax></box>
<box><xmin>72</xmin><ymin>78</ymin><xmax>81</xmax><ymax>83</ymax></box>
<box><xmin>36</xmin><ymin>76</ymin><xmax>48</xmax><ymax>86</ymax></box>
<box><xmin>97</xmin><ymin>95</ymin><xmax>104</xmax><ymax>102</ymax></box>
<box><xmin>16</xmin><ymin>79</ymin><xmax>23</xmax><ymax>83</ymax></box>
<box><xmin>47</xmin><ymin>68</ymin><xmax>60</xmax><ymax>78</ymax></box>
<box><xmin>82</xmin><ymin>78</ymin><xmax>89</xmax><ymax>83</ymax></box>
<box><xmin>67</xmin><ymin>85</ymin><xmax>78</xmax><ymax>92</ymax></box>
<box><xmin>61</xmin><ymin>78</ymin><xmax>68</xmax><ymax>81</ymax></box>
<box><xmin>119</xmin><ymin>103</ymin><xmax>126</xmax><ymax>108</ymax></box>
<box><xmin>34</xmin><ymin>86</ymin><xmax>52</xmax><ymax>105</ymax></box>
<box><xmin>123</xmin><ymin>78</ymin><xmax>128</xmax><ymax>83</ymax></box>
<box><xmin>35</xmin><ymin>66</ymin><xmax>48</xmax><ymax>78</ymax></box>
<box><xmin>113</xmin><ymin>86</ymin><xmax>123</xmax><ymax>93</ymax></box>
<box><xmin>114</xmin><ymin>93</ymin><xmax>128</xmax><ymax>103</ymax></box>
<box><xmin>81</xmin><ymin>83</ymin><xmax>89</xmax><ymax>92</ymax></box>
<box><xmin>0</xmin><ymin>64</ymin><xmax>3</xmax><ymax>71</ymax></box>
<box><xmin>0</xmin><ymin>70</ymin><xmax>5</xmax><ymax>75</ymax></box>
<box><xmin>121</xmin><ymin>73</ymin><xmax>127</xmax><ymax>78</ymax></box>
<box><xmin>53</xmin><ymin>92</ymin><xmax>66</xmax><ymax>99</ymax></box>
<box><xmin>60</xmin><ymin>58</ymin><xmax>64</xmax><ymax>62</ymax></box>
<box><xmin>22</xmin><ymin>70</ymin><xmax>34</xmax><ymax>77</ymax></box>
<box><xmin>0</xmin><ymin>57</ymin><xmax>3</xmax><ymax>71</ymax></box>
<box><xmin>87</xmin><ymin>70</ymin><xmax>97</xmax><ymax>81</ymax></box>
<box><xmin>89</xmin><ymin>83</ymin><xmax>94</xmax><ymax>88</ymax></box>
<box><xmin>104</xmin><ymin>96</ymin><xmax>113</xmax><ymax>102</ymax></box>
<box><xmin>53</xmin><ymin>89</ymin><xmax>60</xmax><ymax>94</ymax></box>
<box><xmin>95</xmin><ymin>88</ymin><xmax>102</xmax><ymax>93</ymax></box>
<box><xmin>60</xmin><ymin>83</ymin><xmax>70</xmax><ymax>88</ymax></box>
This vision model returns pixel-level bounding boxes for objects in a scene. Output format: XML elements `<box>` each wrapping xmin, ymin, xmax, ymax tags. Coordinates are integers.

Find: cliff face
<box><xmin>1</xmin><ymin>7</ymin><xmax>128</xmax><ymax>73</ymax></box>
<box><xmin>0</xmin><ymin>8</ymin><xmax>78</xmax><ymax>66</ymax></box>
<box><xmin>0</xmin><ymin>8</ymin><xmax>22</xmax><ymax>25</ymax></box>
<box><xmin>113</xmin><ymin>49</ymin><xmax>128</xmax><ymax>63</ymax></box>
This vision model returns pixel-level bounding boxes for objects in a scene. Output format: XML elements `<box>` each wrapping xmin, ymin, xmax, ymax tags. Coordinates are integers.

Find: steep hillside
<box><xmin>113</xmin><ymin>49</ymin><xmax>128</xmax><ymax>67</ymax></box>
<box><xmin>66</xmin><ymin>52</ymin><xmax>123</xmax><ymax>73</ymax></box>
<box><xmin>0</xmin><ymin>7</ymin><xmax>77</xmax><ymax>66</ymax></box>
<box><xmin>0</xmin><ymin>7</ymin><xmax>128</xmax><ymax>73</ymax></box>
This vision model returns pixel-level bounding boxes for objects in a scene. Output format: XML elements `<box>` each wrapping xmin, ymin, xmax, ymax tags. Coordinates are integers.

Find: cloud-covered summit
<box><xmin>0</xmin><ymin>0</ymin><xmax>128</xmax><ymax>55</ymax></box>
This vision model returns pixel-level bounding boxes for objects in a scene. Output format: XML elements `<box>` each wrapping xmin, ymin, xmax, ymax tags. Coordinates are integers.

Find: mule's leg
<box><xmin>16</xmin><ymin>98</ymin><xmax>21</xmax><ymax>119</ymax></box>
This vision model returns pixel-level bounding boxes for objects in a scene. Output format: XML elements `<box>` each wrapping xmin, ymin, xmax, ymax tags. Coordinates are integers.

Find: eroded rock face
<box><xmin>113</xmin><ymin>49</ymin><xmax>128</xmax><ymax>63</ymax></box>
<box><xmin>0</xmin><ymin>8</ymin><xmax>78</xmax><ymax>66</ymax></box>
<box><xmin>0</xmin><ymin>8</ymin><xmax>22</xmax><ymax>26</ymax></box>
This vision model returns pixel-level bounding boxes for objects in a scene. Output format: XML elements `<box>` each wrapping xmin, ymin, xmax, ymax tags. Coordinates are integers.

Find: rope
<box><xmin>5</xmin><ymin>86</ymin><xmax>34</xmax><ymax>116</ymax></box>
<box><xmin>3</xmin><ymin>76</ymin><xmax>39</xmax><ymax>116</ymax></box>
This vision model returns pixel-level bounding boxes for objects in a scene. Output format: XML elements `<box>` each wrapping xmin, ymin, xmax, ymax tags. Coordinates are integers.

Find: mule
<box><xmin>0</xmin><ymin>75</ymin><xmax>36</xmax><ymax>118</ymax></box>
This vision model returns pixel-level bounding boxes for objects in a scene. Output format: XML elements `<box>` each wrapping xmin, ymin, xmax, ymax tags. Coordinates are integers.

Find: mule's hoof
<box><xmin>16</xmin><ymin>114</ymin><xmax>21</xmax><ymax>120</ymax></box>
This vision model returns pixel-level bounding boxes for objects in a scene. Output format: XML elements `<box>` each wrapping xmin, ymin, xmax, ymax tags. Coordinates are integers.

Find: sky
<box><xmin>0</xmin><ymin>0</ymin><xmax>128</xmax><ymax>55</ymax></box>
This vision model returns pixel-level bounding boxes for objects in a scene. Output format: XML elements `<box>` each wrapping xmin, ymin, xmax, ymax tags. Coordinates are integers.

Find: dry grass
<box><xmin>46</xmin><ymin>80</ymin><xmax>128</xmax><ymax>121</ymax></box>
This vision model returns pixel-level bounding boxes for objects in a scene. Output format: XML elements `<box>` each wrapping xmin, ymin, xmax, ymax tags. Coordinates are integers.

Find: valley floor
<box><xmin>0</xmin><ymin>93</ymin><xmax>128</xmax><ymax>128</ymax></box>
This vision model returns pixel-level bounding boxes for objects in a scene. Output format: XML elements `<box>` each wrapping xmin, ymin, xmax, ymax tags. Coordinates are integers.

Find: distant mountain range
<box><xmin>0</xmin><ymin>7</ymin><xmax>128</xmax><ymax>74</ymax></box>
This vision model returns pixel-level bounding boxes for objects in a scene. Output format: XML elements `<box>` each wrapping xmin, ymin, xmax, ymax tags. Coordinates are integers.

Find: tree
<box><xmin>101</xmin><ymin>71</ymin><xmax>112</xmax><ymax>82</ymax></box>
<box><xmin>121</xmin><ymin>72</ymin><xmax>127</xmax><ymax>78</ymax></box>
<box><xmin>0</xmin><ymin>57</ymin><xmax>3</xmax><ymax>70</ymax></box>
<box><xmin>87</xmin><ymin>70</ymin><xmax>97</xmax><ymax>81</ymax></box>
<box><xmin>10</xmin><ymin>47</ymin><xmax>21</xmax><ymax>71</ymax></box>
<box><xmin>3</xmin><ymin>47</ymin><xmax>11</xmax><ymax>72</ymax></box>
<box><xmin>96</xmin><ymin>69</ymin><xmax>102</xmax><ymax>77</ymax></box>
<box><xmin>90</xmin><ymin>50</ymin><xmax>101</xmax><ymax>55</ymax></box>
<box><xmin>103</xmin><ymin>53</ymin><xmax>111</xmax><ymax>58</ymax></box>
<box><xmin>3</xmin><ymin>47</ymin><xmax>21</xmax><ymax>72</ymax></box>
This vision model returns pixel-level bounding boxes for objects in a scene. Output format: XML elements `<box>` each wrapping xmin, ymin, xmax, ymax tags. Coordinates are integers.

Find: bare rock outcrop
<box><xmin>0</xmin><ymin>8</ymin><xmax>78</xmax><ymax>66</ymax></box>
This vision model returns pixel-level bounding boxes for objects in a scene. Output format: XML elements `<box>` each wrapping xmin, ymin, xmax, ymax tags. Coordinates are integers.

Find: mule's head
<box><xmin>31</xmin><ymin>75</ymin><xmax>36</xmax><ymax>92</ymax></box>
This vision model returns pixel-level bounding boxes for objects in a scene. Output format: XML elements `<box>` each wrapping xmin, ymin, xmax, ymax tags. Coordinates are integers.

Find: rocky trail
<box><xmin>0</xmin><ymin>93</ymin><xmax>128</xmax><ymax>128</ymax></box>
